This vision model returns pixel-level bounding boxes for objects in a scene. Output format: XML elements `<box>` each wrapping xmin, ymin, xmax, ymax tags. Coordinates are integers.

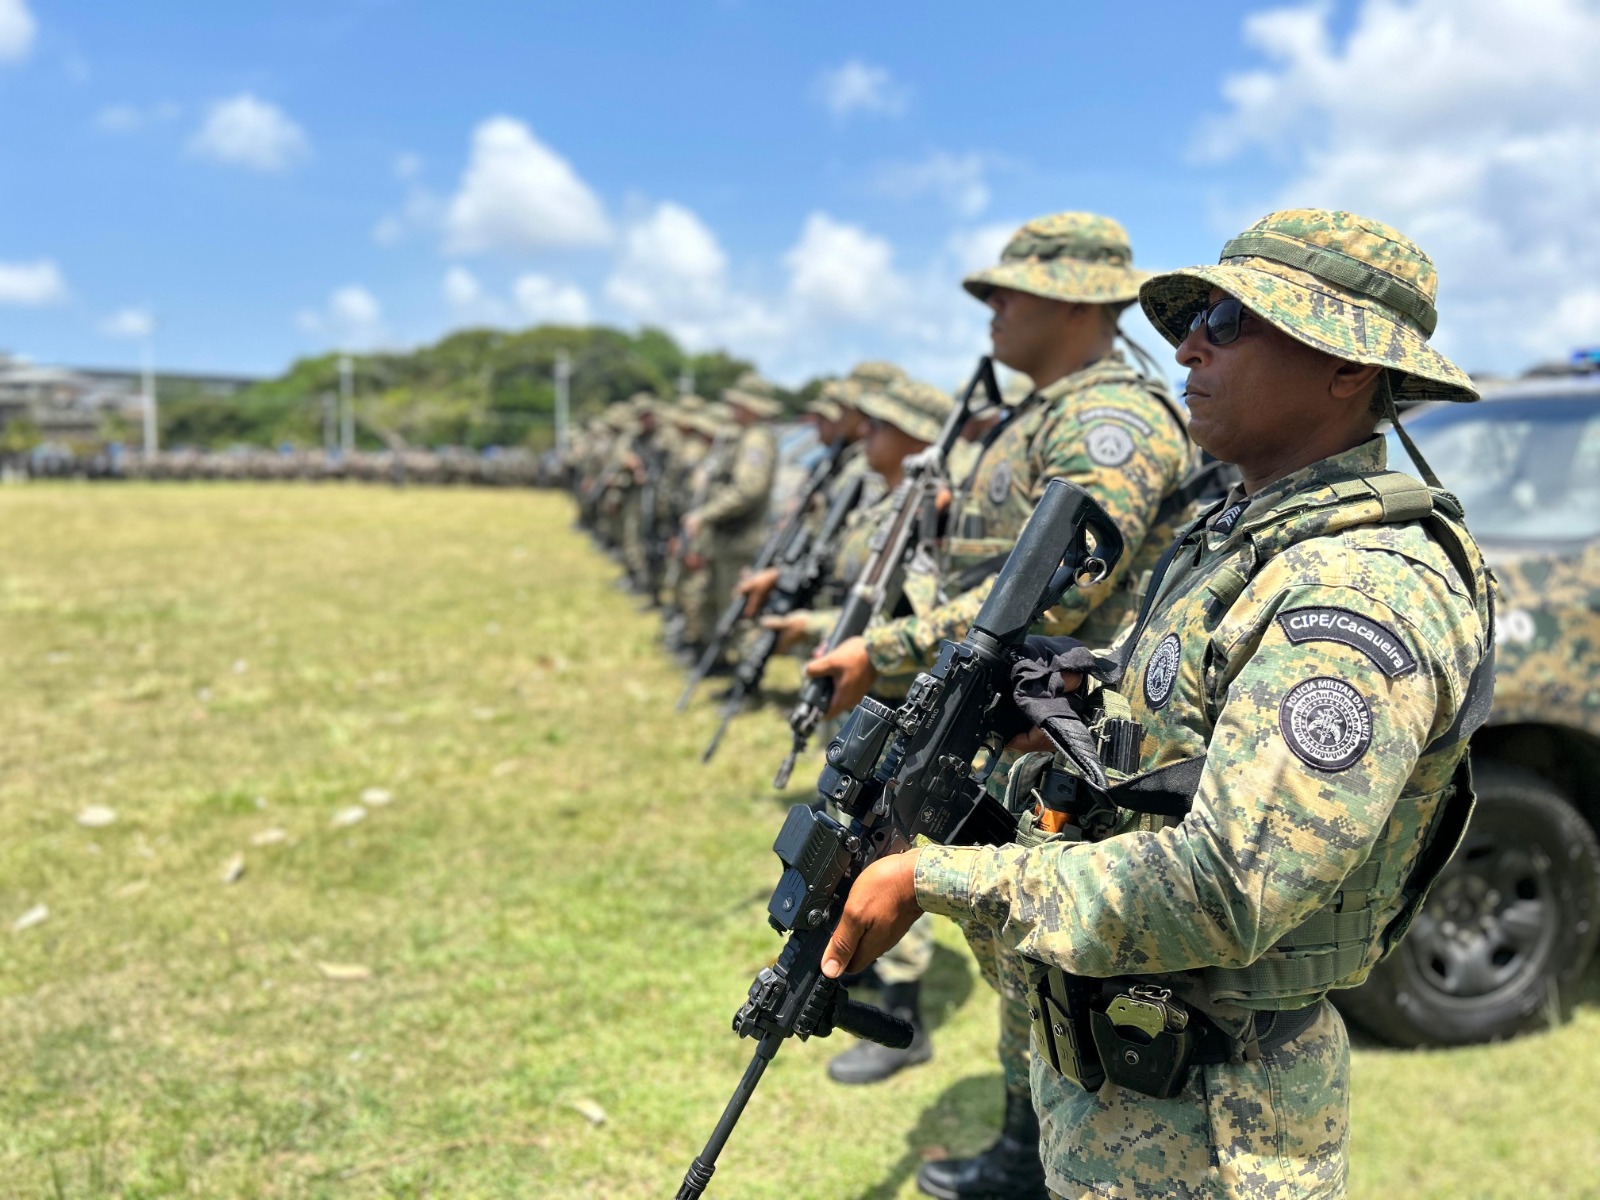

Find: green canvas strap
<box><xmin>1221</xmin><ymin>233</ymin><xmax>1439</xmax><ymax>336</ymax></box>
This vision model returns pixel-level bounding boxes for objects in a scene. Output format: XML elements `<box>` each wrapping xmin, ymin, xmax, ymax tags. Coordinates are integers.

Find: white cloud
<box><xmin>190</xmin><ymin>94</ymin><xmax>310</xmax><ymax>172</ymax></box>
<box><xmin>813</xmin><ymin>59</ymin><xmax>910</xmax><ymax>120</ymax></box>
<box><xmin>1199</xmin><ymin>0</ymin><xmax>1600</xmax><ymax>369</ymax></box>
<box><xmin>394</xmin><ymin>151</ymin><xmax>423</xmax><ymax>180</ymax></box>
<box><xmin>606</xmin><ymin>202</ymin><xmax>728</xmax><ymax>323</ymax></box>
<box><xmin>100</xmin><ymin>307</ymin><xmax>155</xmax><ymax>338</ymax></box>
<box><xmin>444</xmin><ymin>116</ymin><xmax>610</xmax><ymax>254</ymax></box>
<box><xmin>0</xmin><ymin>0</ymin><xmax>36</xmax><ymax>63</ymax></box>
<box><xmin>96</xmin><ymin>101</ymin><xmax>181</xmax><ymax>133</ymax></box>
<box><xmin>785</xmin><ymin>212</ymin><xmax>908</xmax><ymax>322</ymax></box>
<box><xmin>946</xmin><ymin>221</ymin><xmax>1018</xmax><ymax>275</ymax></box>
<box><xmin>296</xmin><ymin>285</ymin><xmax>385</xmax><ymax>349</ymax></box>
<box><xmin>0</xmin><ymin>259</ymin><xmax>67</xmax><ymax>305</ymax></box>
<box><xmin>874</xmin><ymin>152</ymin><xmax>992</xmax><ymax>217</ymax></box>
<box><xmin>444</xmin><ymin>265</ymin><xmax>486</xmax><ymax>312</ymax></box>
<box><xmin>513</xmin><ymin>274</ymin><xmax>592</xmax><ymax>325</ymax></box>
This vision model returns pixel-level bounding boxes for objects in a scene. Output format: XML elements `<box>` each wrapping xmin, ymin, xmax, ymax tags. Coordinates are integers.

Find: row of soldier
<box><xmin>567</xmin><ymin>208</ymin><xmax>1492</xmax><ymax>1200</ymax></box>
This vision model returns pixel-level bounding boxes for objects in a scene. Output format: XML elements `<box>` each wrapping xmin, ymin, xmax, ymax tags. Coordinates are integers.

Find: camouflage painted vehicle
<box><xmin>1338</xmin><ymin>371</ymin><xmax>1600</xmax><ymax>1045</ymax></box>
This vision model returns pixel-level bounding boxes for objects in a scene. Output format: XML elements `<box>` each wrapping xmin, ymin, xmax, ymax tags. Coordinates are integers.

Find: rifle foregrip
<box><xmin>834</xmin><ymin>995</ymin><xmax>915</xmax><ymax>1049</ymax></box>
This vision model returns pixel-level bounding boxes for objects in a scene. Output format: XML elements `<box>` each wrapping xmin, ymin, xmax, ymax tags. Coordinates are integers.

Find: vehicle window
<box><xmin>1388</xmin><ymin>393</ymin><xmax>1600</xmax><ymax>542</ymax></box>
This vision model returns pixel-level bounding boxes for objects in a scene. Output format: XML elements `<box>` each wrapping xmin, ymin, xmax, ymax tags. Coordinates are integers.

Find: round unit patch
<box><xmin>1279</xmin><ymin>677</ymin><xmax>1373</xmax><ymax>772</ymax></box>
<box><xmin>1085</xmin><ymin>422</ymin><xmax>1135</xmax><ymax>467</ymax></box>
<box><xmin>986</xmin><ymin>460</ymin><xmax>1014</xmax><ymax>507</ymax></box>
<box><xmin>1142</xmin><ymin>633</ymin><xmax>1182</xmax><ymax>709</ymax></box>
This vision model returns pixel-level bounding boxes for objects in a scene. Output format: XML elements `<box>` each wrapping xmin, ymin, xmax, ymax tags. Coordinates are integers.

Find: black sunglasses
<box><xmin>1187</xmin><ymin>295</ymin><xmax>1249</xmax><ymax>345</ymax></box>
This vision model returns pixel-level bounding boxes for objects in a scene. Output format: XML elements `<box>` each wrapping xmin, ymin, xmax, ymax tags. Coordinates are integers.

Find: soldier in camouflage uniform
<box><xmin>821</xmin><ymin>209</ymin><xmax>1495</xmax><ymax>1200</ymax></box>
<box><xmin>678</xmin><ymin>376</ymin><xmax>780</xmax><ymax>660</ymax></box>
<box><xmin>806</xmin><ymin>213</ymin><xmax>1193</xmax><ymax>1200</ymax></box>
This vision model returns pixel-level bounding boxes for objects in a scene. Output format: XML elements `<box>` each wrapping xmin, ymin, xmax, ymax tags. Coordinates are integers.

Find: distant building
<box><xmin>0</xmin><ymin>354</ymin><xmax>262</xmax><ymax>442</ymax></box>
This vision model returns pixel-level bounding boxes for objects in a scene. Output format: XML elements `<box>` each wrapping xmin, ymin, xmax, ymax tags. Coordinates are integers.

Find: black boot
<box><xmin>916</xmin><ymin>1089</ymin><xmax>1046</xmax><ymax>1199</ymax></box>
<box><xmin>826</xmin><ymin>981</ymin><xmax>932</xmax><ymax>1085</ymax></box>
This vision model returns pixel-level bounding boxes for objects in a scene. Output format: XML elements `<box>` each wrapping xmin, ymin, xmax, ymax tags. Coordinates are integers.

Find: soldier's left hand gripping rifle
<box><xmin>700</xmin><ymin>469</ymin><xmax>867</xmax><ymax>764</ymax></box>
<box><xmin>675</xmin><ymin>438</ymin><xmax>849</xmax><ymax>711</ymax></box>
<box><xmin>675</xmin><ymin>478</ymin><xmax>1124</xmax><ymax>1200</ymax></box>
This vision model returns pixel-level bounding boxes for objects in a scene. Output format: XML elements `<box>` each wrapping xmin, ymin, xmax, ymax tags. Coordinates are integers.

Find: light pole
<box><xmin>554</xmin><ymin>348</ymin><xmax>571</xmax><ymax>454</ymax></box>
<box><xmin>140</xmin><ymin>333</ymin><xmax>157</xmax><ymax>458</ymax></box>
<box><xmin>339</xmin><ymin>354</ymin><xmax>354</xmax><ymax>455</ymax></box>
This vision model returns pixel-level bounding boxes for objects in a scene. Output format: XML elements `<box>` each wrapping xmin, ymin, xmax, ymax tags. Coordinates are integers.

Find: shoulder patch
<box><xmin>1277</xmin><ymin>606</ymin><xmax>1418</xmax><ymax>677</ymax></box>
<box><xmin>1142</xmin><ymin>633</ymin><xmax>1182</xmax><ymax>709</ymax></box>
<box><xmin>1279</xmin><ymin>677</ymin><xmax>1372</xmax><ymax>772</ymax></box>
<box><xmin>1085</xmin><ymin>422</ymin><xmax>1136</xmax><ymax>467</ymax></box>
<box><xmin>1080</xmin><ymin>405</ymin><xmax>1153</xmax><ymax>437</ymax></box>
<box><xmin>986</xmin><ymin>460</ymin><xmax>1014</xmax><ymax>507</ymax></box>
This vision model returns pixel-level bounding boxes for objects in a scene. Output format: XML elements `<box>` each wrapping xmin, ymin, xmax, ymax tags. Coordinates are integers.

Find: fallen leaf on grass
<box><xmin>490</xmin><ymin>759</ymin><xmax>521</xmax><ymax>778</ymax></box>
<box><xmin>250</xmin><ymin>828</ymin><xmax>288</xmax><ymax>847</ymax></box>
<box><xmin>331</xmin><ymin>806</ymin><xmax>367</xmax><ymax>828</ymax></box>
<box><xmin>317</xmin><ymin>962</ymin><xmax>373</xmax><ymax>982</ymax></box>
<box><xmin>220</xmin><ymin>852</ymin><xmax>246</xmax><ymax>884</ymax></box>
<box><xmin>76</xmin><ymin>805</ymin><xmax>116</xmax><ymax>828</ymax></box>
<box><xmin>359</xmin><ymin>787</ymin><xmax>393</xmax><ymax>807</ymax></box>
<box><xmin>116</xmin><ymin>880</ymin><xmax>150</xmax><ymax>898</ymax></box>
<box><xmin>12</xmin><ymin>904</ymin><xmax>48</xmax><ymax>932</ymax></box>
<box><xmin>570</xmin><ymin>1099</ymin><xmax>607</xmax><ymax>1126</ymax></box>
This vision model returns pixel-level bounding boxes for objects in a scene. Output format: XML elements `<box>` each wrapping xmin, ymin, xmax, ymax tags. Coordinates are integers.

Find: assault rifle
<box><xmin>771</xmin><ymin>356</ymin><xmax>1000</xmax><ymax>789</ymax></box>
<box><xmin>676</xmin><ymin>439</ymin><xmax>847</xmax><ymax>711</ymax></box>
<box><xmin>701</xmin><ymin>472</ymin><xmax>867</xmax><ymax>764</ymax></box>
<box><xmin>676</xmin><ymin>479</ymin><xmax>1123</xmax><ymax>1199</ymax></box>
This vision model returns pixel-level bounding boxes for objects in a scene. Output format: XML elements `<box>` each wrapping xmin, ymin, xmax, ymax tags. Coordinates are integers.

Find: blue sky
<box><xmin>2</xmin><ymin>0</ymin><xmax>1598</xmax><ymax>387</ymax></box>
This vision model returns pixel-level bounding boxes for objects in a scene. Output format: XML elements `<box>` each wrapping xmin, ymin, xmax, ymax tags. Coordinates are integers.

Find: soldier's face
<box><xmin>986</xmin><ymin>287</ymin><xmax>1072</xmax><ymax>374</ymax></box>
<box><xmin>1177</xmin><ymin>287</ymin><xmax>1352</xmax><ymax>467</ymax></box>
<box><xmin>864</xmin><ymin>419</ymin><xmax>926</xmax><ymax>476</ymax></box>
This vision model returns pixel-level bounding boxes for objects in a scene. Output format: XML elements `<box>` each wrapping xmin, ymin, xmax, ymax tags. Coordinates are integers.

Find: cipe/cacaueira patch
<box><xmin>1143</xmin><ymin>633</ymin><xmax>1182</xmax><ymax>709</ymax></box>
<box><xmin>1279</xmin><ymin>677</ymin><xmax>1373</xmax><ymax>771</ymax></box>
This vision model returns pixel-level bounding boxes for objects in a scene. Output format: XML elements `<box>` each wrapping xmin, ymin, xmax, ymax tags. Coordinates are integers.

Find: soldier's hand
<box><xmin>761</xmin><ymin>612</ymin><xmax>812</xmax><ymax>654</ymax></box>
<box><xmin>737</xmin><ymin>567</ymin><xmax>781</xmax><ymax>618</ymax></box>
<box><xmin>684</xmin><ymin>513</ymin><xmax>703</xmax><ymax>539</ymax></box>
<box><xmin>804</xmin><ymin>635</ymin><xmax>878</xmax><ymax>718</ymax></box>
<box><xmin>821</xmin><ymin>850</ymin><xmax>923</xmax><ymax>979</ymax></box>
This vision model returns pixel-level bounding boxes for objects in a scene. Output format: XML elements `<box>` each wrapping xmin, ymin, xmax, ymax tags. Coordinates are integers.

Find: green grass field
<box><xmin>2</xmin><ymin>483</ymin><xmax>1598</xmax><ymax>1199</ymax></box>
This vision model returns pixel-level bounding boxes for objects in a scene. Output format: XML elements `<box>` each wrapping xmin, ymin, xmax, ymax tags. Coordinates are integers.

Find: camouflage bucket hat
<box><xmin>819</xmin><ymin>377</ymin><xmax>861</xmax><ymax>411</ymax></box>
<box><xmin>722</xmin><ymin>371</ymin><xmax>784</xmax><ymax>419</ymax></box>
<box><xmin>804</xmin><ymin>396</ymin><xmax>844</xmax><ymax>422</ymax></box>
<box><xmin>855</xmin><ymin>377</ymin><xmax>953</xmax><ymax>444</ymax></box>
<box><xmin>964</xmin><ymin>212</ymin><xmax>1148</xmax><ymax>306</ymax></box>
<box><xmin>849</xmin><ymin>360</ymin><xmax>906</xmax><ymax>390</ymax></box>
<box><xmin>1140</xmin><ymin>209</ymin><xmax>1477</xmax><ymax>403</ymax></box>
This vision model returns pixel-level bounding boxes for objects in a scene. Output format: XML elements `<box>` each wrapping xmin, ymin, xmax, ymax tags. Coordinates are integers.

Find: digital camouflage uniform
<box><xmin>913</xmin><ymin>210</ymin><xmax>1494</xmax><ymax>1200</ymax></box>
<box><xmin>869</xmin><ymin>215</ymin><xmax>1195</xmax><ymax>1116</ymax></box>
<box><xmin>683</xmin><ymin>376</ymin><xmax>779</xmax><ymax>652</ymax></box>
<box><xmin>676</xmin><ymin>405</ymin><xmax>738</xmax><ymax>645</ymax></box>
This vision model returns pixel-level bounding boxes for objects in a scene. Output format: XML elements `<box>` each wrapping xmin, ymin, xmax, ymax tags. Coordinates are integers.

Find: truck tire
<box><xmin>1336</xmin><ymin>762</ymin><xmax>1600</xmax><ymax>1047</ymax></box>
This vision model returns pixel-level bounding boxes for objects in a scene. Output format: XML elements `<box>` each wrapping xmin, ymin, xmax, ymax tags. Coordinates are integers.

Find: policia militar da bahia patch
<box><xmin>1278</xmin><ymin>676</ymin><xmax>1373</xmax><ymax>772</ymax></box>
<box><xmin>1275</xmin><ymin>605</ymin><xmax>1418</xmax><ymax>678</ymax></box>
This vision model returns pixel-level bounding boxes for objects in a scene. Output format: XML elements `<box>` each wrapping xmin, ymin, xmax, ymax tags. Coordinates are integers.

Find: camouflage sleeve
<box><xmin>696</xmin><ymin>429</ymin><xmax>776</xmax><ymax>527</ymax></box>
<box><xmin>914</xmin><ymin>580</ymin><xmax>1469</xmax><ymax>976</ymax></box>
<box><xmin>863</xmin><ymin>400</ymin><xmax>1186</xmax><ymax>675</ymax></box>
